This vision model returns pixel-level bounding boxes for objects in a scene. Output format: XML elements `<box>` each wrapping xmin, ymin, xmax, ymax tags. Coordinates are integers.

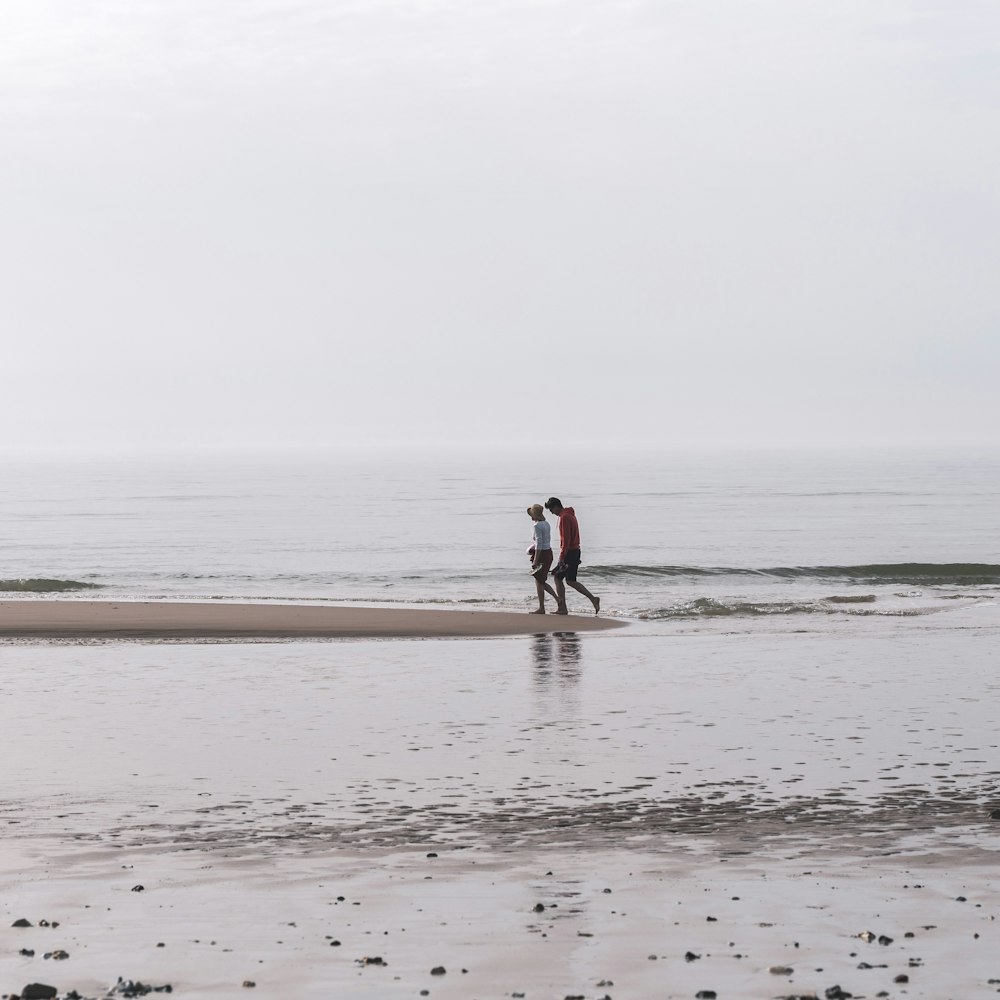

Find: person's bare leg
<box><xmin>554</xmin><ymin>577</ymin><xmax>569</xmax><ymax>615</ymax></box>
<box><xmin>544</xmin><ymin>581</ymin><xmax>559</xmax><ymax>601</ymax></box>
<box><xmin>568</xmin><ymin>579</ymin><xmax>600</xmax><ymax>614</ymax></box>
<box><xmin>531</xmin><ymin>575</ymin><xmax>547</xmax><ymax>613</ymax></box>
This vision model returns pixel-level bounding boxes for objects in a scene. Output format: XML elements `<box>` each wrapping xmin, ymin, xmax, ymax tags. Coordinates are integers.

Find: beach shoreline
<box><xmin>0</xmin><ymin>600</ymin><xmax>624</xmax><ymax>640</ymax></box>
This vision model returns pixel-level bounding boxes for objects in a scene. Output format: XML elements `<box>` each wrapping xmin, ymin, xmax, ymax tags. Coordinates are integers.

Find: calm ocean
<box><xmin>4</xmin><ymin>446</ymin><xmax>1000</xmax><ymax>628</ymax></box>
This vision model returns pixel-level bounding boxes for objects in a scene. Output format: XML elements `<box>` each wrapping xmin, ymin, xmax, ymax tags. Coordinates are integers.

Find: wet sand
<box><xmin>0</xmin><ymin>600</ymin><xmax>623</xmax><ymax>639</ymax></box>
<box><xmin>2</xmin><ymin>615</ymin><xmax>1000</xmax><ymax>998</ymax></box>
<box><xmin>4</xmin><ymin>838</ymin><xmax>998</xmax><ymax>1000</ymax></box>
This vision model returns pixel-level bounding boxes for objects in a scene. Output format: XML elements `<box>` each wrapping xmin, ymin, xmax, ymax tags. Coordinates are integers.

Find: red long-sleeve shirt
<box><xmin>558</xmin><ymin>507</ymin><xmax>581</xmax><ymax>559</ymax></box>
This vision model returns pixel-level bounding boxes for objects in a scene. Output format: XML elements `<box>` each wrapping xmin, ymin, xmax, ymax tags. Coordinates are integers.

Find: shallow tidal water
<box><xmin>5</xmin><ymin>606</ymin><xmax>1000</xmax><ymax>861</ymax></box>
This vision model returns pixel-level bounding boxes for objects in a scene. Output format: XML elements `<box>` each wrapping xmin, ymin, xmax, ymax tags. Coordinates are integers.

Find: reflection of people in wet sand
<box><xmin>531</xmin><ymin>632</ymin><xmax>582</xmax><ymax>686</ymax></box>
<box><xmin>544</xmin><ymin>497</ymin><xmax>600</xmax><ymax>616</ymax></box>
<box><xmin>554</xmin><ymin>630</ymin><xmax>581</xmax><ymax>667</ymax></box>
<box><xmin>526</xmin><ymin>503</ymin><xmax>559</xmax><ymax>614</ymax></box>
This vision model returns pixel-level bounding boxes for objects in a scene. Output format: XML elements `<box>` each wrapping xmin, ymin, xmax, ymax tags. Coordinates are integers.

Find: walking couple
<box><xmin>526</xmin><ymin>498</ymin><xmax>600</xmax><ymax>616</ymax></box>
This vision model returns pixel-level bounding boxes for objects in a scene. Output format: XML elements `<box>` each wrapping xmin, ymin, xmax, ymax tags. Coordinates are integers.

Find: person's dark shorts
<box><xmin>531</xmin><ymin>549</ymin><xmax>554</xmax><ymax>579</ymax></box>
<box><xmin>553</xmin><ymin>549</ymin><xmax>582</xmax><ymax>583</ymax></box>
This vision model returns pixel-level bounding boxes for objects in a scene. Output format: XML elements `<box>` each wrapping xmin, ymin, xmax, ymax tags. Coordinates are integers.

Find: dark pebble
<box><xmin>131</xmin><ymin>885</ymin><xmax>145</xmax><ymax>893</ymax></box>
<box><xmin>330</xmin><ymin>940</ymin><xmax>341</xmax><ymax>947</ymax></box>
<box><xmin>825</xmin><ymin>987</ymin><xmax>853</xmax><ymax>1000</ymax></box>
<box><xmin>685</xmin><ymin>951</ymin><xmax>701</xmax><ymax>962</ymax></box>
<box><xmin>533</xmin><ymin>903</ymin><xmax>545</xmax><ymax>913</ymax></box>
<box><xmin>109</xmin><ymin>979</ymin><xmax>174</xmax><ymax>996</ymax></box>
<box><xmin>894</xmin><ymin>974</ymin><xmax>909</xmax><ymax>983</ymax></box>
<box><xmin>430</xmin><ymin>966</ymin><xmax>446</xmax><ymax>976</ymax></box>
<box><xmin>877</xmin><ymin>935</ymin><xmax>893</xmax><ymax>945</ymax></box>
<box><xmin>426</xmin><ymin>853</ymin><xmax>438</xmax><ymax>858</ymax></box>
<box><xmin>695</xmin><ymin>992</ymin><xmax>717</xmax><ymax>999</ymax></box>
<box><xmin>12</xmin><ymin>919</ymin><xmax>33</xmax><ymax>928</ymax></box>
<box><xmin>20</xmin><ymin>948</ymin><xmax>35</xmax><ymax>957</ymax></box>
<box><xmin>20</xmin><ymin>986</ymin><xmax>58</xmax><ymax>1000</ymax></box>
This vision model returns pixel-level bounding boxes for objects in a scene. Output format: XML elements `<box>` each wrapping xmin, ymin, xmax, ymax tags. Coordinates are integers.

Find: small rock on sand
<box><xmin>824</xmin><ymin>987</ymin><xmax>853</xmax><ymax>999</ymax></box>
<box><xmin>12</xmin><ymin>919</ymin><xmax>33</xmax><ymax>928</ymax></box>
<box><xmin>20</xmin><ymin>986</ymin><xmax>58</xmax><ymax>1000</ymax></box>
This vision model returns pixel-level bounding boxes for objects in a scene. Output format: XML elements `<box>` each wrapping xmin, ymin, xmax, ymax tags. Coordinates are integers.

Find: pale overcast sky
<box><xmin>2</xmin><ymin>0</ymin><xmax>998</xmax><ymax>454</ymax></box>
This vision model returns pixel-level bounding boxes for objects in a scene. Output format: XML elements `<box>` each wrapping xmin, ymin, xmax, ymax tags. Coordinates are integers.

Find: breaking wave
<box><xmin>591</xmin><ymin>563</ymin><xmax>1000</xmax><ymax>586</ymax></box>
<box><xmin>0</xmin><ymin>578</ymin><xmax>102</xmax><ymax>593</ymax></box>
<box><xmin>639</xmin><ymin>597</ymin><xmax>930</xmax><ymax>620</ymax></box>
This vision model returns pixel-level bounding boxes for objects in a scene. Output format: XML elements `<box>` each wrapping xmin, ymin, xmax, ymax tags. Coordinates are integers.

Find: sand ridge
<box><xmin>0</xmin><ymin>600</ymin><xmax>625</xmax><ymax>639</ymax></box>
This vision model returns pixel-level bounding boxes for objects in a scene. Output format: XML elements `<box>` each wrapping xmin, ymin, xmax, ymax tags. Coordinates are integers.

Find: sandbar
<box><xmin>0</xmin><ymin>600</ymin><xmax>624</xmax><ymax>639</ymax></box>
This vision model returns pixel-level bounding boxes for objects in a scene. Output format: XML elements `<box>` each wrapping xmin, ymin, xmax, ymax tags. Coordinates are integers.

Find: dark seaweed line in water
<box><xmin>81</xmin><ymin>784</ymin><xmax>1000</xmax><ymax>858</ymax></box>
<box><xmin>0</xmin><ymin>577</ymin><xmax>102</xmax><ymax>592</ymax></box>
<box><xmin>590</xmin><ymin>563</ymin><xmax>1000</xmax><ymax>585</ymax></box>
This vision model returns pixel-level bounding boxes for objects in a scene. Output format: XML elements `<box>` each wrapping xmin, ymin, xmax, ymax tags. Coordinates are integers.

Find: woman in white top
<box><xmin>526</xmin><ymin>503</ymin><xmax>559</xmax><ymax>614</ymax></box>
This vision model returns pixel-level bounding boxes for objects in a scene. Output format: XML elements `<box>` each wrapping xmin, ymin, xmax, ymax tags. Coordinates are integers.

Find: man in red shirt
<box><xmin>544</xmin><ymin>497</ymin><xmax>601</xmax><ymax>615</ymax></box>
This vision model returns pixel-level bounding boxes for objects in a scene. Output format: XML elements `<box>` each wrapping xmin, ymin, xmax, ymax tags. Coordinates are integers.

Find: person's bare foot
<box><xmin>592</xmin><ymin>596</ymin><xmax>601</xmax><ymax>615</ymax></box>
<box><xmin>555</xmin><ymin>606</ymin><xmax>569</xmax><ymax>615</ymax></box>
<box><xmin>530</xmin><ymin>609</ymin><xmax>545</xmax><ymax>615</ymax></box>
